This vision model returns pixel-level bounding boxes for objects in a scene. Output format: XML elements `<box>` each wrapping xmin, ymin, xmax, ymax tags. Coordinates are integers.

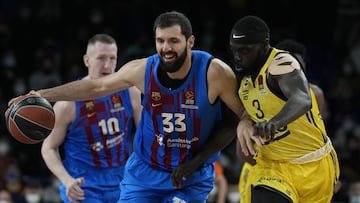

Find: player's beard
<box><xmin>159</xmin><ymin>48</ymin><xmax>187</xmax><ymax>73</ymax></box>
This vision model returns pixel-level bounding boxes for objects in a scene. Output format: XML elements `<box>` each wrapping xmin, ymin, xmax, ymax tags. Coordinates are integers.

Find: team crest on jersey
<box><xmin>111</xmin><ymin>95</ymin><xmax>124</xmax><ymax>112</ymax></box>
<box><xmin>85</xmin><ymin>101</ymin><xmax>95</xmax><ymax>111</ymax></box>
<box><xmin>152</xmin><ymin>92</ymin><xmax>161</xmax><ymax>101</ymax></box>
<box><xmin>181</xmin><ymin>91</ymin><xmax>198</xmax><ymax>109</ymax></box>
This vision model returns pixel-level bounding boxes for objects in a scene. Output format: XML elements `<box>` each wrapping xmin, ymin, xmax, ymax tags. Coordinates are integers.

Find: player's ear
<box><xmin>83</xmin><ymin>54</ymin><xmax>89</xmax><ymax>67</ymax></box>
<box><xmin>188</xmin><ymin>35</ymin><xmax>195</xmax><ymax>48</ymax></box>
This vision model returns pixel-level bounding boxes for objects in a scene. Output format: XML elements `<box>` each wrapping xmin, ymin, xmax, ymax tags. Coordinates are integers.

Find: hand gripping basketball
<box><xmin>5</xmin><ymin>94</ymin><xmax>55</xmax><ymax>144</ymax></box>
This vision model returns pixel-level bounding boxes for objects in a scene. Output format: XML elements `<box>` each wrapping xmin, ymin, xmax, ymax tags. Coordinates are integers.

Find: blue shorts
<box><xmin>59</xmin><ymin>159</ymin><xmax>125</xmax><ymax>203</ymax></box>
<box><xmin>118</xmin><ymin>153</ymin><xmax>215</xmax><ymax>203</ymax></box>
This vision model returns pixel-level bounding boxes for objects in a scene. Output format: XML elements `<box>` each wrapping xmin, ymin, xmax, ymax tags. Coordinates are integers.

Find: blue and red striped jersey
<box><xmin>134</xmin><ymin>50</ymin><xmax>222</xmax><ymax>171</ymax></box>
<box><xmin>64</xmin><ymin>90</ymin><xmax>134</xmax><ymax>168</ymax></box>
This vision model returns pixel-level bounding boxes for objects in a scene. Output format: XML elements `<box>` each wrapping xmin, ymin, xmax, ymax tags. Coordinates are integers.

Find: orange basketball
<box><xmin>5</xmin><ymin>95</ymin><xmax>55</xmax><ymax>144</ymax></box>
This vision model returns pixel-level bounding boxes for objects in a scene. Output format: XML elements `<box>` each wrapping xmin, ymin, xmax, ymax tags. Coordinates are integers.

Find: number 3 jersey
<box><xmin>64</xmin><ymin>90</ymin><xmax>134</xmax><ymax>168</ymax></box>
<box><xmin>135</xmin><ymin>50</ymin><xmax>222</xmax><ymax>171</ymax></box>
<box><xmin>239</xmin><ymin>48</ymin><xmax>329</xmax><ymax>161</ymax></box>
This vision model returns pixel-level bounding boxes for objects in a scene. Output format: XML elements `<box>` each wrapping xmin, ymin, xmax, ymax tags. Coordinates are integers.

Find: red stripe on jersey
<box><xmin>163</xmin><ymin>95</ymin><xmax>174</xmax><ymax>171</ymax></box>
<box><xmin>149</xmin><ymin>62</ymin><xmax>162</xmax><ymax>169</ymax></box>
<box><xmin>178</xmin><ymin>88</ymin><xmax>188</xmax><ymax>166</ymax></box>
<box><xmin>85</xmin><ymin>126</ymin><xmax>101</xmax><ymax>167</ymax></box>
<box><xmin>190</xmin><ymin>77</ymin><xmax>200</xmax><ymax>154</ymax></box>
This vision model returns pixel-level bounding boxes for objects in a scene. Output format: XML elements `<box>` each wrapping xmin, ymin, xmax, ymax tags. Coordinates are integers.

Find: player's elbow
<box><xmin>297</xmin><ymin>91</ymin><xmax>312</xmax><ymax>112</ymax></box>
<box><xmin>302</xmin><ymin>93</ymin><xmax>313</xmax><ymax>111</ymax></box>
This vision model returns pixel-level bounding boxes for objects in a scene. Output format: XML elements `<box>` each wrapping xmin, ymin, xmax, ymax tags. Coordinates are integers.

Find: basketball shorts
<box><xmin>250</xmin><ymin>147</ymin><xmax>340</xmax><ymax>203</ymax></box>
<box><xmin>59</xmin><ymin>159</ymin><xmax>125</xmax><ymax>203</ymax></box>
<box><xmin>239</xmin><ymin>162</ymin><xmax>253</xmax><ymax>203</ymax></box>
<box><xmin>118</xmin><ymin>153</ymin><xmax>215</xmax><ymax>203</ymax></box>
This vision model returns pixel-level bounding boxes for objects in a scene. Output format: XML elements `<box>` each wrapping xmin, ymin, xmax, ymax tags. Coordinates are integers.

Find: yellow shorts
<box><xmin>239</xmin><ymin>162</ymin><xmax>253</xmax><ymax>203</ymax></box>
<box><xmin>251</xmin><ymin>147</ymin><xmax>340</xmax><ymax>203</ymax></box>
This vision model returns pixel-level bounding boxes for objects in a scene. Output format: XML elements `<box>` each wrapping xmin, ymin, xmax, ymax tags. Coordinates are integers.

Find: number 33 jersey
<box><xmin>136</xmin><ymin>50</ymin><xmax>222</xmax><ymax>171</ymax></box>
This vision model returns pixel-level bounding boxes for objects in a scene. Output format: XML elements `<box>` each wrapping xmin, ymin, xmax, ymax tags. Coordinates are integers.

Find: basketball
<box><xmin>5</xmin><ymin>95</ymin><xmax>55</xmax><ymax>144</ymax></box>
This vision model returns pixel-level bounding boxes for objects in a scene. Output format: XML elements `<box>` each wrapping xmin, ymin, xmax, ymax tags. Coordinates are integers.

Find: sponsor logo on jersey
<box><xmin>111</xmin><ymin>95</ymin><xmax>125</xmax><ymax>112</ymax></box>
<box><xmin>181</xmin><ymin>90</ymin><xmax>198</xmax><ymax>109</ymax></box>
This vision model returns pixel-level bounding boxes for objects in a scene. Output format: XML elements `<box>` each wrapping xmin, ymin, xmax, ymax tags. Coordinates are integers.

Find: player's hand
<box><xmin>4</xmin><ymin>108</ymin><xmax>10</xmax><ymax>119</ymax></box>
<box><xmin>65</xmin><ymin>177</ymin><xmax>85</xmax><ymax>203</ymax></box>
<box><xmin>237</xmin><ymin>120</ymin><xmax>264</xmax><ymax>157</ymax></box>
<box><xmin>7</xmin><ymin>90</ymin><xmax>40</xmax><ymax>107</ymax></box>
<box><xmin>171</xmin><ymin>160</ymin><xmax>200</xmax><ymax>188</ymax></box>
<box><xmin>253</xmin><ymin>121</ymin><xmax>278</xmax><ymax>142</ymax></box>
<box><xmin>236</xmin><ymin>139</ymin><xmax>256</xmax><ymax>165</ymax></box>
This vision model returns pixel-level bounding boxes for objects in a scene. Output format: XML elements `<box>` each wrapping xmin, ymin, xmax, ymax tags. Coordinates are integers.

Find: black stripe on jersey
<box><xmin>264</xmin><ymin>130</ymin><xmax>290</xmax><ymax>145</ymax></box>
<box><xmin>278</xmin><ymin>61</ymin><xmax>293</xmax><ymax>66</ymax></box>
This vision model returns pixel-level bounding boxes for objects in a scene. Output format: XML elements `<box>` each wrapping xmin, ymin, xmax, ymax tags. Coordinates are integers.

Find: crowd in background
<box><xmin>0</xmin><ymin>0</ymin><xmax>360</xmax><ymax>202</ymax></box>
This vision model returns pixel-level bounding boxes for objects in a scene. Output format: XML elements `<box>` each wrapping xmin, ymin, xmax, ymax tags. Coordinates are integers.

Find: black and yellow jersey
<box><xmin>238</xmin><ymin>48</ymin><xmax>328</xmax><ymax>161</ymax></box>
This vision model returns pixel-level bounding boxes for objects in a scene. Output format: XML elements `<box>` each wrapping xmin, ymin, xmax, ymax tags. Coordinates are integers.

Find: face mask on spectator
<box><xmin>350</xmin><ymin>195</ymin><xmax>360</xmax><ymax>203</ymax></box>
<box><xmin>25</xmin><ymin>193</ymin><xmax>41</xmax><ymax>203</ymax></box>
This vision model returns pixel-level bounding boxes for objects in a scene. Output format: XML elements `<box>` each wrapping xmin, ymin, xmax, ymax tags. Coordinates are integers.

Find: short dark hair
<box><xmin>276</xmin><ymin>39</ymin><xmax>306</xmax><ymax>59</ymax></box>
<box><xmin>230</xmin><ymin>15</ymin><xmax>270</xmax><ymax>44</ymax></box>
<box><xmin>88</xmin><ymin>34</ymin><xmax>116</xmax><ymax>45</ymax></box>
<box><xmin>276</xmin><ymin>39</ymin><xmax>307</xmax><ymax>71</ymax></box>
<box><xmin>153</xmin><ymin>11</ymin><xmax>193</xmax><ymax>39</ymax></box>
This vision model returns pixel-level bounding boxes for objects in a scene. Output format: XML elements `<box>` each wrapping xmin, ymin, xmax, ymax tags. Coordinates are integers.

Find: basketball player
<box><xmin>229</xmin><ymin>16</ymin><xmax>340</xmax><ymax>203</ymax></box>
<box><xmin>236</xmin><ymin>38</ymin><xmax>335</xmax><ymax>203</ymax></box>
<box><xmin>9</xmin><ymin>11</ymin><xmax>244</xmax><ymax>203</ymax></box>
<box><xmin>41</xmin><ymin>34</ymin><xmax>142</xmax><ymax>203</ymax></box>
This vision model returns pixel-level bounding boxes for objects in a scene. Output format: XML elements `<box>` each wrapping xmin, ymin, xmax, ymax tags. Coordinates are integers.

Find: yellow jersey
<box><xmin>239</xmin><ymin>48</ymin><xmax>329</xmax><ymax>161</ymax></box>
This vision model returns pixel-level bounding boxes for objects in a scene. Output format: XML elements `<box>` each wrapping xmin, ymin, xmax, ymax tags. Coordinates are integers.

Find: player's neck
<box><xmin>158</xmin><ymin>55</ymin><xmax>192</xmax><ymax>90</ymax></box>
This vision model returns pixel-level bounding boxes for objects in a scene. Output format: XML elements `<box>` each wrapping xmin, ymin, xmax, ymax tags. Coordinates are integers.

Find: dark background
<box><xmin>0</xmin><ymin>0</ymin><xmax>359</xmax><ymax>202</ymax></box>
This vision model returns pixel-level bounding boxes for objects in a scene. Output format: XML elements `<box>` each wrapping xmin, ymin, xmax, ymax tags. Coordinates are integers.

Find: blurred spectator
<box><xmin>20</xmin><ymin>177</ymin><xmax>43</xmax><ymax>203</ymax></box>
<box><xmin>0</xmin><ymin>189</ymin><xmax>14</xmax><ymax>203</ymax></box>
<box><xmin>28</xmin><ymin>39</ymin><xmax>62</xmax><ymax>90</ymax></box>
<box><xmin>340</xmin><ymin>23</ymin><xmax>360</xmax><ymax>76</ymax></box>
<box><xmin>0</xmin><ymin>138</ymin><xmax>17</xmax><ymax>190</ymax></box>
<box><xmin>40</xmin><ymin>175</ymin><xmax>61</xmax><ymax>203</ymax></box>
<box><xmin>349</xmin><ymin>180</ymin><xmax>360</xmax><ymax>203</ymax></box>
<box><xmin>1</xmin><ymin>49</ymin><xmax>17</xmax><ymax>70</ymax></box>
<box><xmin>3</xmin><ymin>162</ymin><xmax>22</xmax><ymax>203</ymax></box>
<box><xmin>333</xmin><ymin>0</ymin><xmax>360</xmax><ymax>62</ymax></box>
<box><xmin>12</xmin><ymin>77</ymin><xmax>27</xmax><ymax>96</ymax></box>
<box><xmin>207</xmin><ymin>161</ymin><xmax>228</xmax><ymax>203</ymax></box>
<box><xmin>28</xmin><ymin>55</ymin><xmax>62</xmax><ymax>90</ymax></box>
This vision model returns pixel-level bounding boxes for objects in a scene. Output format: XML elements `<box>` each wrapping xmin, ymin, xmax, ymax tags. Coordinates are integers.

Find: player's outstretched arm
<box><xmin>7</xmin><ymin>58</ymin><xmax>147</xmax><ymax>105</ymax></box>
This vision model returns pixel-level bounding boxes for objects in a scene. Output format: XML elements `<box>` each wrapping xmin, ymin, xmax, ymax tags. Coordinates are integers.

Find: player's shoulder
<box><xmin>126</xmin><ymin>57</ymin><xmax>148</xmax><ymax>67</ymax></box>
<box><xmin>54</xmin><ymin>100</ymin><xmax>75</xmax><ymax>113</ymax></box>
<box><xmin>208</xmin><ymin>58</ymin><xmax>234</xmax><ymax>77</ymax></box>
<box><xmin>309</xmin><ymin>83</ymin><xmax>324</xmax><ymax>95</ymax></box>
<box><xmin>268</xmin><ymin>52</ymin><xmax>301</xmax><ymax>75</ymax></box>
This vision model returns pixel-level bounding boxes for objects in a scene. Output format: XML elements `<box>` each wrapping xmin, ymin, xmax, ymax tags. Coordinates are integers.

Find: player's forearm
<box><xmin>193</xmin><ymin>125</ymin><xmax>236</xmax><ymax>164</ymax></box>
<box><xmin>270</xmin><ymin>93</ymin><xmax>311</xmax><ymax>127</ymax></box>
<box><xmin>270</xmin><ymin>69</ymin><xmax>312</xmax><ymax>127</ymax></box>
<box><xmin>37</xmin><ymin>80</ymin><xmax>103</xmax><ymax>102</ymax></box>
<box><xmin>41</xmin><ymin>147</ymin><xmax>73</xmax><ymax>185</ymax></box>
